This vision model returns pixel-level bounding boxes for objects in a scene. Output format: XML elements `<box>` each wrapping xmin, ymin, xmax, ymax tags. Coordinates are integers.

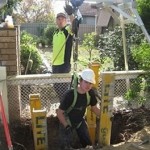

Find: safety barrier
<box><xmin>87</xmin><ymin>63</ymin><xmax>100</xmax><ymax>145</ymax></box>
<box><xmin>29</xmin><ymin>94</ymin><xmax>48</xmax><ymax>150</ymax></box>
<box><xmin>99</xmin><ymin>73</ymin><xmax>115</xmax><ymax>146</ymax></box>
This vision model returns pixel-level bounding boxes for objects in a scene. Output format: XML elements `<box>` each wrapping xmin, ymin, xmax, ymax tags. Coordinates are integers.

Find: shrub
<box><xmin>44</xmin><ymin>25</ymin><xmax>57</xmax><ymax>47</ymax></box>
<box><xmin>131</xmin><ymin>42</ymin><xmax>150</xmax><ymax>71</ymax></box>
<box><xmin>20</xmin><ymin>31</ymin><xmax>42</xmax><ymax>74</ymax></box>
<box><xmin>37</xmin><ymin>36</ymin><xmax>48</xmax><ymax>47</ymax></box>
<box><xmin>21</xmin><ymin>30</ymin><xmax>37</xmax><ymax>45</ymax></box>
<box><xmin>82</xmin><ymin>32</ymin><xmax>96</xmax><ymax>61</ymax></box>
<box><xmin>124</xmin><ymin>41</ymin><xmax>150</xmax><ymax>105</ymax></box>
<box><xmin>97</xmin><ymin>24</ymin><xmax>144</xmax><ymax>70</ymax></box>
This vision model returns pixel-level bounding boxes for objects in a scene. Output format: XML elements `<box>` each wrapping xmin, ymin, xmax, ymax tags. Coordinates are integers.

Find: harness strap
<box><xmin>66</xmin><ymin>72</ymin><xmax>78</xmax><ymax>114</ymax></box>
<box><xmin>66</xmin><ymin>91</ymin><xmax>91</xmax><ymax>114</ymax></box>
<box><xmin>86</xmin><ymin>92</ymin><xmax>90</xmax><ymax>106</ymax></box>
<box><xmin>65</xmin><ymin>72</ymin><xmax>91</xmax><ymax>128</ymax></box>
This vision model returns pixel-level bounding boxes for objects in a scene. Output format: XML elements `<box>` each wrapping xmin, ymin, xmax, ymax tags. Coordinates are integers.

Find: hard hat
<box><xmin>56</xmin><ymin>13</ymin><xmax>66</xmax><ymax>18</ymax></box>
<box><xmin>80</xmin><ymin>69</ymin><xmax>96</xmax><ymax>84</ymax></box>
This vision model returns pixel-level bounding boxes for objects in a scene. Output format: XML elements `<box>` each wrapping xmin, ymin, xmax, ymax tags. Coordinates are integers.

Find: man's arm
<box><xmin>64</xmin><ymin>4</ymin><xmax>74</xmax><ymax>23</ymax></box>
<box><xmin>64</xmin><ymin>4</ymin><xmax>75</xmax><ymax>31</ymax></box>
<box><xmin>69</xmin><ymin>15</ymin><xmax>74</xmax><ymax>24</ymax></box>
<box><xmin>91</xmin><ymin>105</ymin><xmax>100</xmax><ymax>117</ymax></box>
<box><xmin>56</xmin><ymin>108</ymin><xmax>68</xmax><ymax>127</ymax></box>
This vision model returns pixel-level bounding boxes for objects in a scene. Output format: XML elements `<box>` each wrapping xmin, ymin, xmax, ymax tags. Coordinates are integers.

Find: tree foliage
<box><xmin>82</xmin><ymin>32</ymin><xmax>98</xmax><ymax>62</ymax></box>
<box><xmin>125</xmin><ymin>41</ymin><xmax>150</xmax><ymax>104</ymax></box>
<box><xmin>136</xmin><ymin>0</ymin><xmax>150</xmax><ymax>33</ymax></box>
<box><xmin>44</xmin><ymin>25</ymin><xmax>57</xmax><ymax>46</ymax></box>
<box><xmin>0</xmin><ymin>0</ymin><xmax>22</xmax><ymax>21</ymax></box>
<box><xmin>131</xmin><ymin>42</ymin><xmax>150</xmax><ymax>71</ymax></box>
<box><xmin>14</xmin><ymin>0</ymin><xmax>55</xmax><ymax>23</ymax></box>
<box><xmin>98</xmin><ymin>24</ymin><xmax>145</xmax><ymax>71</ymax></box>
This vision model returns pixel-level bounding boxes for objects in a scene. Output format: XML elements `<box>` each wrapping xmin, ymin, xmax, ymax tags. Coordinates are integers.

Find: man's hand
<box><xmin>64</xmin><ymin>4</ymin><xmax>74</xmax><ymax>15</ymax></box>
<box><xmin>65</xmin><ymin>125</ymin><xmax>73</xmax><ymax>136</ymax></box>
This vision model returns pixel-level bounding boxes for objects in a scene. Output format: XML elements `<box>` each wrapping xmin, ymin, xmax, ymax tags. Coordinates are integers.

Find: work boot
<box><xmin>82</xmin><ymin>145</ymin><xmax>94</xmax><ymax>149</ymax></box>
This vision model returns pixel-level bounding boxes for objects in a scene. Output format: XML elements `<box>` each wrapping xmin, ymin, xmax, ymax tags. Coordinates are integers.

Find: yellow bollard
<box><xmin>29</xmin><ymin>94</ymin><xmax>48</xmax><ymax>150</ymax></box>
<box><xmin>32</xmin><ymin>109</ymin><xmax>47</xmax><ymax>150</ymax></box>
<box><xmin>29</xmin><ymin>94</ymin><xmax>41</xmax><ymax>117</ymax></box>
<box><xmin>89</xmin><ymin>62</ymin><xmax>100</xmax><ymax>88</ymax></box>
<box><xmin>86</xmin><ymin>62</ymin><xmax>100</xmax><ymax>145</ymax></box>
<box><xmin>99</xmin><ymin>73</ymin><xmax>115</xmax><ymax>146</ymax></box>
<box><xmin>86</xmin><ymin>106</ymin><xmax>96</xmax><ymax>145</ymax></box>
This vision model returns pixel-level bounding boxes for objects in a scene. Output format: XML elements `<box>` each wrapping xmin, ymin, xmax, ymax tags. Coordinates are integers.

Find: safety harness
<box><xmin>64</xmin><ymin>0</ymin><xmax>86</xmax><ymax>128</ymax></box>
<box><xmin>65</xmin><ymin>72</ymin><xmax>91</xmax><ymax>128</ymax></box>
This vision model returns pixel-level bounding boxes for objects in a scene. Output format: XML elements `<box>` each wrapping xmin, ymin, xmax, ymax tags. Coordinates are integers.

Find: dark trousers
<box><xmin>59</xmin><ymin>119</ymin><xmax>92</xmax><ymax>149</ymax></box>
<box><xmin>52</xmin><ymin>63</ymin><xmax>71</xmax><ymax>73</ymax></box>
<box><xmin>76</xmin><ymin>119</ymin><xmax>92</xmax><ymax>148</ymax></box>
<box><xmin>52</xmin><ymin>63</ymin><xmax>71</xmax><ymax>101</ymax></box>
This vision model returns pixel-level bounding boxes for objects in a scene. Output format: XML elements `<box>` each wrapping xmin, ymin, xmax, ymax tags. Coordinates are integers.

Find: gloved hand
<box><xmin>65</xmin><ymin>125</ymin><xmax>73</xmax><ymax>136</ymax></box>
<box><xmin>64</xmin><ymin>4</ymin><xmax>74</xmax><ymax>15</ymax></box>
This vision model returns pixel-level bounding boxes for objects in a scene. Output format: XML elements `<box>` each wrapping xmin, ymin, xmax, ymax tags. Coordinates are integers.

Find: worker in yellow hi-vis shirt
<box><xmin>52</xmin><ymin>12</ymin><xmax>73</xmax><ymax>74</ymax></box>
<box><xmin>52</xmin><ymin>9</ymin><xmax>74</xmax><ymax>100</ymax></box>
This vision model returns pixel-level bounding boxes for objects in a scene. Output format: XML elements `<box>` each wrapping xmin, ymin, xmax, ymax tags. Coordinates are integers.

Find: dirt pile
<box><xmin>111</xmin><ymin>107</ymin><xmax>150</xmax><ymax>144</ymax></box>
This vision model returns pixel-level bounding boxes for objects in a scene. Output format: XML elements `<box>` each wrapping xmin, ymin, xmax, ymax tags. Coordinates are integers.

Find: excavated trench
<box><xmin>6</xmin><ymin>106</ymin><xmax>150</xmax><ymax>150</ymax></box>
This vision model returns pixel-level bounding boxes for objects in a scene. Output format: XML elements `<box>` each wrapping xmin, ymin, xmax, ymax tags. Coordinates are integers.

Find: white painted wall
<box><xmin>0</xmin><ymin>67</ymin><xmax>9</xmax><ymax>121</ymax></box>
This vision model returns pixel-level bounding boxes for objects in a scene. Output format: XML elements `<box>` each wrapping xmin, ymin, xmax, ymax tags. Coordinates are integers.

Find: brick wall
<box><xmin>0</xmin><ymin>27</ymin><xmax>21</xmax><ymax>122</ymax></box>
<box><xmin>0</xmin><ymin>27</ymin><xmax>20</xmax><ymax>75</ymax></box>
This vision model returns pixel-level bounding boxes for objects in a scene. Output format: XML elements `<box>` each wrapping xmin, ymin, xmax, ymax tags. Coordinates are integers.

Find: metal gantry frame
<box><xmin>91</xmin><ymin>0</ymin><xmax>150</xmax><ymax>70</ymax></box>
<box><xmin>53</xmin><ymin>0</ymin><xmax>150</xmax><ymax>71</ymax></box>
<box><xmin>53</xmin><ymin>0</ymin><xmax>150</xmax><ymax>42</ymax></box>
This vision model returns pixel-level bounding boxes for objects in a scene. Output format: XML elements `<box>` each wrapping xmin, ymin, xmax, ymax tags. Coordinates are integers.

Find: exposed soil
<box><xmin>5</xmin><ymin>106</ymin><xmax>150</xmax><ymax>150</ymax></box>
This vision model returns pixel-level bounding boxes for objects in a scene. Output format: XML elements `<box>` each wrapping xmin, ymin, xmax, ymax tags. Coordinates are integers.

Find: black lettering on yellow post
<box><xmin>103</xmin><ymin>106</ymin><xmax>108</xmax><ymax>113</ymax></box>
<box><xmin>36</xmin><ymin>116</ymin><xmax>45</xmax><ymax>128</ymax></box>
<box><xmin>101</xmin><ymin>128</ymin><xmax>108</xmax><ymax>143</ymax></box>
<box><xmin>99</xmin><ymin>73</ymin><xmax>115</xmax><ymax>146</ymax></box>
<box><xmin>32</xmin><ymin>110</ymin><xmax>47</xmax><ymax>150</ymax></box>
<box><xmin>104</xmin><ymin>84</ymin><xmax>110</xmax><ymax>96</ymax></box>
<box><xmin>29</xmin><ymin>94</ymin><xmax>47</xmax><ymax>150</ymax></box>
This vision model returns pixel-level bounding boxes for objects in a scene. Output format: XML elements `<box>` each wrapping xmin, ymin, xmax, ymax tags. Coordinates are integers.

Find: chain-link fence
<box><xmin>6</xmin><ymin>70</ymin><xmax>148</xmax><ymax>122</ymax></box>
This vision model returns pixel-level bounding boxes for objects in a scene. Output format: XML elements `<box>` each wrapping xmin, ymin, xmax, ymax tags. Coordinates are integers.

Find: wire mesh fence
<box><xmin>6</xmin><ymin>70</ymin><xmax>149</xmax><ymax>123</ymax></box>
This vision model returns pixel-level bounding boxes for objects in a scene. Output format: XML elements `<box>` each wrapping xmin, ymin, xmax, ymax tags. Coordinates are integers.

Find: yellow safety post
<box><xmin>29</xmin><ymin>94</ymin><xmax>48</xmax><ymax>150</ymax></box>
<box><xmin>99</xmin><ymin>73</ymin><xmax>115</xmax><ymax>146</ymax></box>
<box><xmin>29</xmin><ymin>94</ymin><xmax>41</xmax><ymax>117</ymax></box>
<box><xmin>32</xmin><ymin>109</ymin><xmax>47</xmax><ymax>150</ymax></box>
<box><xmin>86</xmin><ymin>62</ymin><xmax>100</xmax><ymax>145</ymax></box>
<box><xmin>89</xmin><ymin>62</ymin><xmax>100</xmax><ymax>88</ymax></box>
